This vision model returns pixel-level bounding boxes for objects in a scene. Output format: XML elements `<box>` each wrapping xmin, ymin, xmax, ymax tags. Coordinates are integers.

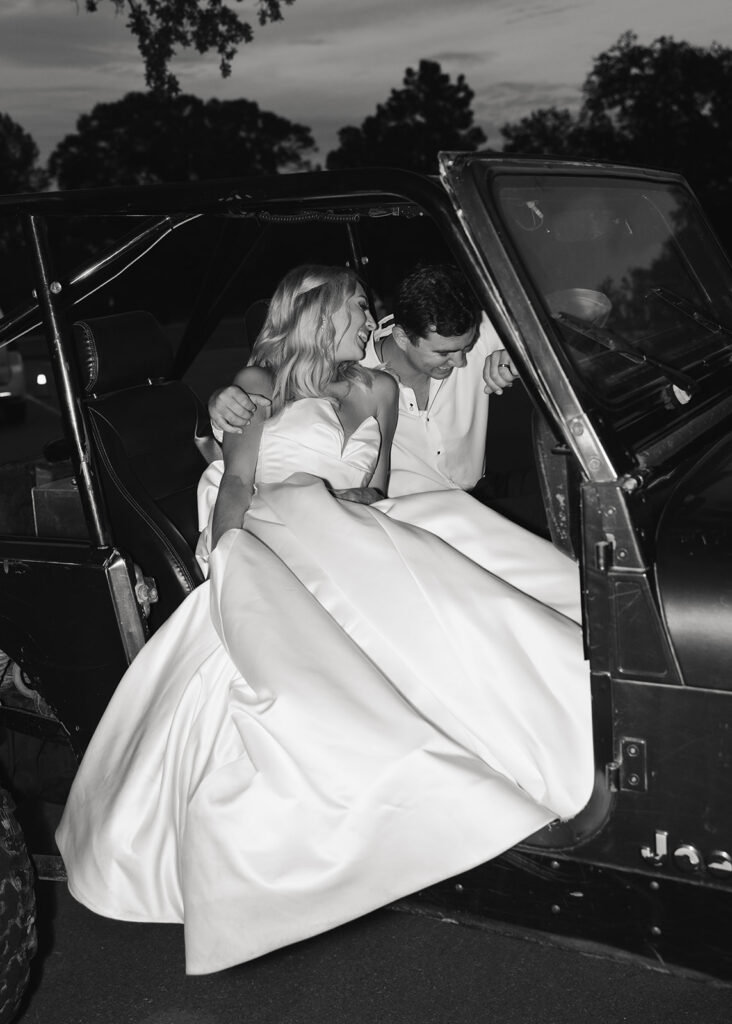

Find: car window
<box><xmin>0</xmin><ymin>212</ymin><xmax>89</xmax><ymax>542</ymax></box>
<box><xmin>490</xmin><ymin>173</ymin><xmax>732</xmax><ymax>450</ymax></box>
<box><xmin>180</xmin><ymin>208</ymin><xmax>453</xmax><ymax>402</ymax></box>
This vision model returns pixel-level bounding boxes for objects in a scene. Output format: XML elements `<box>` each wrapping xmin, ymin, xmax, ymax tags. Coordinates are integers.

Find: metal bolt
<box><xmin>50</xmin><ymin>281</ymin><xmax>62</xmax><ymax>294</ymax></box>
<box><xmin>627</xmin><ymin>773</ymin><xmax>640</xmax><ymax>786</ymax></box>
<box><xmin>605</xmin><ymin>506</ymin><xmax>616</xmax><ymax>516</ymax></box>
<box><xmin>627</xmin><ymin>744</ymin><xmax>639</xmax><ymax>757</ymax></box>
<box><xmin>588</xmin><ymin>457</ymin><xmax>600</xmax><ymax>472</ymax></box>
<box><xmin>570</xmin><ymin>417</ymin><xmax>584</xmax><ymax>436</ymax></box>
<box><xmin>617</xmin><ymin>549</ymin><xmax>628</xmax><ymax>560</ymax></box>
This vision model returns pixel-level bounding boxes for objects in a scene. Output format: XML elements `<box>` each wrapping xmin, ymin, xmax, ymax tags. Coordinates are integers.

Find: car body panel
<box><xmin>2</xmin><ymin>157</ymin><xmax>732</xmax><ymax>976</ymax></box>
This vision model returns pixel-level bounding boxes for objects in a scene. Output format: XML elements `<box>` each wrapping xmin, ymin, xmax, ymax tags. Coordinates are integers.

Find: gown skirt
<box><xmin>56</xmin><ymin>473</ymin><xmax>593</xmax><ymax>975</ymax></box>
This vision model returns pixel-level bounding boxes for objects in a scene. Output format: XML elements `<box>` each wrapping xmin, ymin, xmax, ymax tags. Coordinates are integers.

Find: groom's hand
<box><xmin>483</xmin><ymin>349</ymin><xmax>519</xmax><ymax>396</ymax></box>
<box><xmin>209</xmin><ymin>385</ymin><xmax>271</xmax><ymax>434</ymax></box>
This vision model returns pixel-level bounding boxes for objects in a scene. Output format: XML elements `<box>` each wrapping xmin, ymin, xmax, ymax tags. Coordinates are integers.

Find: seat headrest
<box><xmin>244</xmin><ymin>299</ymin><xmax>270</xmax><ymax>347</ymax></box>
<box><xmin>72</xmin><ymin>311</ymin><xmax>174</xmax><ymax>396</ymax></box>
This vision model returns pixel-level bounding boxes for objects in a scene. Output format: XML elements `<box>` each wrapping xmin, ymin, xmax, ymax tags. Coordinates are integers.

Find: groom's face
<box><xmin>394</xmin><ymin>324</ymin><xmax>478</xmax><ymax>380</ymax></box>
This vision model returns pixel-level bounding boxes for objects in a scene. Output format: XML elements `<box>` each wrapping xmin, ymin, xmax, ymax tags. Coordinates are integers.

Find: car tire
<box><xmin>0</xmin><ymin>787</ymin><xmax>36</xmax><ymax>1024</ymax></box>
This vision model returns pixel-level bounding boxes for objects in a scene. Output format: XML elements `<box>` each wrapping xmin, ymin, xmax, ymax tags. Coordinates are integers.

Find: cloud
<box><xmin>431</xmin><ymin>51</ymin><xmax>499</xmax><ymax>67</ymax></box>
<box><xmin>502</xmin><ymin>1</ymin><xmax>585</xmax><ymax>26</ymax></box>
<box><xmin>4</xmin><ymin>0</ymin><xmax>732</xmax><ymax>165</ymax></box>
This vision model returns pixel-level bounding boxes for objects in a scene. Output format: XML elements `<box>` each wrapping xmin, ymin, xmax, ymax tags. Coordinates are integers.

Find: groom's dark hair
<box><xmin>394</xmin><ymin>264</ymin><xmax>480</xmax><ymax>343</ymax></box>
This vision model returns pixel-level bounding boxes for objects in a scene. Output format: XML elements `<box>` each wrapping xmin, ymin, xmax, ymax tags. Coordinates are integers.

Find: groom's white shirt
<box><xmin>362</xmin><ymin>313</ymin><xmax>503</xmax><ymax>496</ymax></box>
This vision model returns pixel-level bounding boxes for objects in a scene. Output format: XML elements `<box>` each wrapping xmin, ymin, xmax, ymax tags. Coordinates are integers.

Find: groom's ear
<box><xmin>391</xmin><ymin>324</ymin><xmax>414</xmax><ymax>351</ymax></box>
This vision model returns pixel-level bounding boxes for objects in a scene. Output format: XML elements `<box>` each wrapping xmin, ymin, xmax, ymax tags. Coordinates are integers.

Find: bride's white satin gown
<box><xmin>56</xmin><ymin>397</ymin><xmax>593</xmax><ymax>975</ymax></box>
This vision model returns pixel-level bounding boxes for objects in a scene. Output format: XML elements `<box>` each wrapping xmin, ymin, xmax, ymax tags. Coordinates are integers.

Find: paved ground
<box><xmin>6</xmin><ymin>341</ymin><xmax>731</xmax><ymax>1023</ymax></box>
<box><xmin>14</xmin><ymin>880</ymin><xmax>732</xmax><ymax>1024</ymax></box>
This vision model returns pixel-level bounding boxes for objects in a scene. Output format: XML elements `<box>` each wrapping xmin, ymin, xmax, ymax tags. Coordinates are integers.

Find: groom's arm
<box><xmin>475</xmin><ymin>313</ymin><xmax>519</xmax><ymax>395</ymax></box>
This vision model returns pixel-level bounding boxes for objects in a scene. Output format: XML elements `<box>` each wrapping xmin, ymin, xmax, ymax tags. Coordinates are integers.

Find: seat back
<box><xmin>73</xmin><ymin>311</ymin><xmax>214</xmax><ymax>633</ymax></box>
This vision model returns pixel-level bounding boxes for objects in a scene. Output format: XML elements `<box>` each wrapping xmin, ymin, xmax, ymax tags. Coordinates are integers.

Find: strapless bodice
<box><xmin>255</xmin><ymin>397</ymin><xmax>380</xmax><ymax>490</ymax></box>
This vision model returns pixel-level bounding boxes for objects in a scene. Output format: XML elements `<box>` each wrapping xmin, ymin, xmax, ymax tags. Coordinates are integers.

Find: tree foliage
<box><xmin>0</xmin><ymin>113</ymin><xmax>48</xmax><ymax>194</ymax></box>
<box><xmin>326</xmin><ymin>60</ymin><xmax>486</xmax><ymax>173</ymax></box>
<box><xmin>48</xmin><ymin>92</ymin><xmax>315</xmax><ymax>189</ymax></box>
<box><xmin>87</xmin><ymin>0</ymin><xmax>295</xmax><ymax>94</ymax></box>
<box><xmin>500</xmin><ymin>32</ymin><xmax>732</xmax><ymax>242</ymax></box>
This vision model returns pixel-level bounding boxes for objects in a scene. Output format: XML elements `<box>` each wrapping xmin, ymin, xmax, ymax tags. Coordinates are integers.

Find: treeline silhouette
<box><xmin>3</xmin><ymin>34</ymin><xmax>732</xmax><ymax>314</ymax></box>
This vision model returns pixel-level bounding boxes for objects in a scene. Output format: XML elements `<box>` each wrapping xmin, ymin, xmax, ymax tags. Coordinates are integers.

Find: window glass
<box><xmin>492</xmin><ymin>174</ymin><xmax>732</xmax><ymax>444</ymax></box>
<box><xmin>0</xmin><ymin>214</ymin><xmax>88</xmax><ymax>540</ymax></box>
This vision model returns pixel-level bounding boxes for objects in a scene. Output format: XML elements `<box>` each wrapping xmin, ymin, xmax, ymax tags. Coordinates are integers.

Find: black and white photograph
<box><xmin>2</xmin><ymin>2</ymin><xmax>732</xmax><ymax>1021</ymax></box>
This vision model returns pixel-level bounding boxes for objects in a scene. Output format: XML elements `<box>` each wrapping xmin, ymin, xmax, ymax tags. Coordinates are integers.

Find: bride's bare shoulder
<box><xmin>368</xmin><ymin>368</ymin><xmax>399</xmax><ymax>407</ymax></box>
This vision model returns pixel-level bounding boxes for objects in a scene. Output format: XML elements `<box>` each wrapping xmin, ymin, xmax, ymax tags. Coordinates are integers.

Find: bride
<box><xmin>56</xmin><ymin>264</ymin><xmax>594</xmax><ymax>975</ymax></box>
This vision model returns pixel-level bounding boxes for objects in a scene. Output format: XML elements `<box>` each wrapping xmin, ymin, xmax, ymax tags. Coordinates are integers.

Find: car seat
<box><xmin>72</xmin><ymin>311</ymin><xmax>216</xmax><ymax>635</ymax></box>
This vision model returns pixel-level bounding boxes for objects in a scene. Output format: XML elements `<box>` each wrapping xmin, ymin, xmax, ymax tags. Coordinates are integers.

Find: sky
<box><xmin>2</xmin><ymin>0</ymin><xmax>732</xmax><ymax>165</ymax></box>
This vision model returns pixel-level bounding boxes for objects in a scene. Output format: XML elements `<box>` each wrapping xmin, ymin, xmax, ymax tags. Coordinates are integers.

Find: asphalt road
<box><xmin>15</xmin><ymin>880</ymin><xmax>732</xmax><ymax>1024</ymax></box>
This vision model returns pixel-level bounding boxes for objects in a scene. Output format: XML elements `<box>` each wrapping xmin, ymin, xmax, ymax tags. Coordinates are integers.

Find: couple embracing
<box><xmin>57</xmin><ymin>262</ymin><xmax>593</xmax><ymax>975</ymax></box>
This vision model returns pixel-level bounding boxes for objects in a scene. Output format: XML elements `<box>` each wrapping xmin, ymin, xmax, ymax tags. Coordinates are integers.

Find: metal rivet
<box><xmin>550</xmin><ymin>860</ymin><xmax>560</xmax><ymax>870</ymax></box>
<box><xmin>649</xmin><ymin>881</ymin><xmax>660</xmax><ymax>891</ymax></box>
<box><xmin>570</xmin><ymin>417</ymin><xmax>584</xmax><ymax>436</ymax></box>
<box><xmin>454</xmin><ymin>883</ymin><xmax>464</xmax><ymax>893</ymax></box>
<box><xmin>617</xmin><ymin>549</ymin><xmax>628</xmax><ymax>560</ymax></box>
<box><xmin>550</xmin><ymin>904</ymin><xmax>561</xmax><ymax>914</ymax></box>
<box><xmin>627</xmin><ymin>773</ymin><xmax>640</xmax><ymax>786</ymax></box>
<box><xmin>650</xmin><ymin>925</ymin><xmax>662</xmax><ymax>937</ymax></box>
<box><xmin>50</xmin><ymin>281</ymin><xmax>62</xmax><ymax>294</ymax></box>
<box><xmin>588</xmin><ymin>457</ymin><xmax>600</xmax><ymax>471</ymax></box>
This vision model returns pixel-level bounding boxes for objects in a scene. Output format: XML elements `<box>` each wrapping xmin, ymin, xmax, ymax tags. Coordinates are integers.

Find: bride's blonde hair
<box><xmin>249</xmin><ymin>264</ymin><xmax>370</xmax><ymax>413</ymax></box>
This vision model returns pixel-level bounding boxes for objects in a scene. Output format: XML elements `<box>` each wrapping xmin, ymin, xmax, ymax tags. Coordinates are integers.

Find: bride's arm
<box><xmin>370</xmin><ymin>370</ymin><xmax>399</xmax><ymax>496</ymax></box>
<box><xmin>211</xmin><ymin>366</ymin><xmax>273</xmax><ymax>548</ymax></box>
<box><xmin>330</xmin><ymin>372</ymin><xmax>397</xmax><ymax>504</ymax></box>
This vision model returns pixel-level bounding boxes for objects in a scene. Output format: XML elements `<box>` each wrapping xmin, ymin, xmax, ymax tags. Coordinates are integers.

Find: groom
<box><xmin>208</xmin><ymin>264</ymin><xmax>519</xmax><ymax>497</ymax></box>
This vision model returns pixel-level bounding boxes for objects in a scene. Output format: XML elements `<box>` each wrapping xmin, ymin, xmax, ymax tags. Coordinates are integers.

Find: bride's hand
<box><xmin>330</xmin><ymin>487</ymin><xmax>385</xmax><ymax>504</ymax></box>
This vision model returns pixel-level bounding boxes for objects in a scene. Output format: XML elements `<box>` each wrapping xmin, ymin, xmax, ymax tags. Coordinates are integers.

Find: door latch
<box><xmin>640</xmin><ymin>829</ymin><xmax>668</xmax><ymax>867</ymax></box>
<box><xmin>134</xmin><ymin>565</ymin><xmax>159</xmax><ymax>619</ymax></box>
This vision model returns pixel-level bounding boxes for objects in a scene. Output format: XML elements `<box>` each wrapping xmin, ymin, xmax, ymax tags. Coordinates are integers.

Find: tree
<box><xmin>86</xmin><ymin>0</ymin><xmax>295</xmax><ymax>95</ymax></box>
<box><xmin>48</xmin><ymin>92</ymin><xmax>315</xmax><ymax>189</ymax></box>
<box><xmin>326</xmin><ymin>60</ymin><xmax>487</xmax><ymax>173</ymax></box>
<box><xmin>500</xmin><ymin>32</ymin><xmax>732</xmax><ymax>243</ymax></box>
<box><xmin>497</xmin><ymin>107</ymin><xmax>614</xmax><ymax>161</ymax></box>
<box><xmin>0</xmin><ymin>113</ymin><xmax>48</xmax><ymax>193</ymax></box>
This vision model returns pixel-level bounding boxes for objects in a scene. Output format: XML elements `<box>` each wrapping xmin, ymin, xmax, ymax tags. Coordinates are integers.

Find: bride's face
<box><xmin>331</xmin><ymin>286</ymin><xmax>376</xmax><ymax>363</ymax></box>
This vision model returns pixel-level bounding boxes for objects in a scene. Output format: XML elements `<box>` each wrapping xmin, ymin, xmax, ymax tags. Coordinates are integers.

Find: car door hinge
<box><xmin>607</xmin><ymin>738</ymin><xmax>648</xmax><ymax>793</ymax></box>
<box><xmin>619</xmin><ymin>737</ymin><xmax>648</xmax><ymax>792</ymax></box>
